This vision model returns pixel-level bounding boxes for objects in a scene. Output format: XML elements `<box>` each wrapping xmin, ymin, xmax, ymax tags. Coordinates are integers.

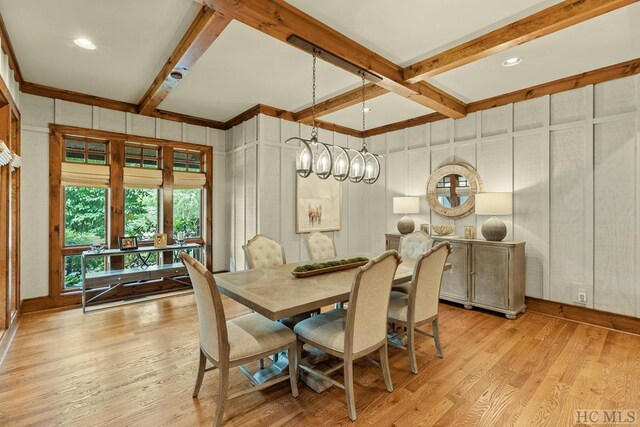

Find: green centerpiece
<box><xmin>291</xmin><ymin>257</ymin><xmax>369</xmax><ymax>278</ymax></box>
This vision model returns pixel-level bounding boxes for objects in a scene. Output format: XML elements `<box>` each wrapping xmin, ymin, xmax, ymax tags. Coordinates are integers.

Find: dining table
<box><xmin>214</xmin><ymin>255</ymin><xmax>451</xmax><ymax>392</ymax></box>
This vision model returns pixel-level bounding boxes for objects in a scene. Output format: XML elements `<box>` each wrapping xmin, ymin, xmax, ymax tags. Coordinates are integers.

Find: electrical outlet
<box><xmin>577</xmin><ymin>289</ymin><xmax>587</xmax><ymax>304</ymax></box>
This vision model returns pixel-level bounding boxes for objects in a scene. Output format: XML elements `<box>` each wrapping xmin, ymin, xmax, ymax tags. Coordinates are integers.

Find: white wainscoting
<box><xmin>19</xmin><ymin>93</ymin><xmax>228</xmax><ymax>298</ymax></box>
<box><xmin>226</xmin><ymin>75</ymin><xmax>640</xmax><ymax>318</ymax></box>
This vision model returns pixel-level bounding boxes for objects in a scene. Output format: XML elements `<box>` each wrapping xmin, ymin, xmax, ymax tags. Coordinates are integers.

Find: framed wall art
<box><xmin>296</xmin><ymin>174</ymin><xmax>342</xmax><ymax>233</ymax></box>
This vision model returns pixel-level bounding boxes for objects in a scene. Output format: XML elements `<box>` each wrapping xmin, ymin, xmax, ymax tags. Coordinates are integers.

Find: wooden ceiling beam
<box><xmin>195</xmin><ymin>0</ymin><xmax>467</xmax><ymax>119</ymax></box>
<box><xmin>293</xmin><ymin>83</ymin><xmax>387</xmax><ymax>124</ymax></box>
<box><xmin>138</xmin><ymin>6</ymin><xmax>231</xmax><ymax>115</ymax></box>
<box><xmin>403</xmin><ymin>0</ymin><xmax>638</xmax><ymax>83</ymax></box>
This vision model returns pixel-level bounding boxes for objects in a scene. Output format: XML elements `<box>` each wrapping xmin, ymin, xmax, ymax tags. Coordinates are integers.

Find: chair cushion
<box><xmin>279</xmin><ymin>312</ymin><xmax>313</xmax><ymax>329</ymax></box>
<box><xmin>227</xmin><ymin>313</ymin><xmax>296</xmax><ymax>361</ymax></box>
<box><xmin>293</xmin><ymin>308</ymin><xmax>346</xmax><ymax>353</ymax></box>
<box><xmin>387</xmin><ymin>291</ymin><xmax>409</xmax><ymax>322</ymax></box>
<box><xmin>391</xmin><ymin>282</ymin><xmax>411</xmax><ymax>294</ymax></box>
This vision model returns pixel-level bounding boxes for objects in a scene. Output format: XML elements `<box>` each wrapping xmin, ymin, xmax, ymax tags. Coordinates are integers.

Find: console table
<box><xmin>432</xmin><ymin>236</ymin><xmax>526</xmax><ymax>319</ymax></box>
<box><xmin>81</xmin><ymin>243</ymin><xmax>203</xmax><ymax>313</ymax></box>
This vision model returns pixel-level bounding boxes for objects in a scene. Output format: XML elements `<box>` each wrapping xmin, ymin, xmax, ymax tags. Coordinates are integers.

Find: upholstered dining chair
<box><xmin>181</xmin><ymin>253</ymin><xmax>298</xmax><ymax>427</ymax></box>
<box><xmin>293</xmin><ymin>250</ymin><xmax>401</xmax><ymax>421</ymax></box>
<box><xmin>387</xmin><ymin>242</ymin><xmax>451</xmax><ymax>374</ymax></box>
<box><xmin>305</xmin><ymin>232</ymin><xmax>337</xmax><ymax>261</ymax></box>
<box><xmin>392</xmin><ymin>231</ymin><xmax>434</xmax><ymax>294</ymax></box>
<box><xmin>242</xmin><ymin>234</ymin><xmax>311</xmax><ymax>331</ymax></box>
<box><xmin>242</xmin><ymin>234</ymin><xmax>286</xmax><ymax>269</ymax></box>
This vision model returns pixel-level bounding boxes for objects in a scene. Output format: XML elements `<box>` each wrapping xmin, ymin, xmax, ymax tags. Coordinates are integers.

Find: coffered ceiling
<box><xmin>1</xmin><ymin>0</ymin><xmax>638</xmax><ymax>131</ymax></box>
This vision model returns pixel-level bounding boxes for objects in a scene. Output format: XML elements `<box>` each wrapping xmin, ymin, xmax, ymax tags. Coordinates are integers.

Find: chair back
<box><xmin>410</xmin><ymin>242</ymin><xmax>451</xmax><ymax>322</ymax></box>
<box><xmin>399</xmin><ymin>231</ymin><xmax>433</xmax><ymax>259</ymax></box>
<box><xmin>243</xmin><ymin>234</ymin><xmax>286</xmax><ymax>269</ymax></box>
<box><xmin>181</xmin><ymin>252</ymin><xmax>228</xmax><ymax>361</ymax></box>
<box><xmin>305</xmin><ymin>232</ymin><xmax>337</xmax><ymax>261</ymax></box>
<box><xmin>346</xmin><ymin>250</ymin><xmax>401</xmax><ymax>354</ymax></box>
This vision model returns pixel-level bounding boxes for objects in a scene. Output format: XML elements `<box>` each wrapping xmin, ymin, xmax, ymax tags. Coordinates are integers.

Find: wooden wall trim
<box><xmin>48</xmin><ymin>131</ymin><xmax>63</xmax><ymax>299</ymax></box>
<box><xmin>467</xmin><ymin>57</ymin><xmax>640</xmax><ymax>113</ymax></box>
<box><xmin>0</xmin><ymin>12</ymin><xmax>23</xmax><ymax>84</ymax></box>
<box><xmin>293</xmin><ymin>83</ymin><xmax>387</xmax><ymax>124</ymax></box>
<box><xmin>138</xmin><ymin>7</ymin><xmax>231</xmax><ymax>114</ymax></box>
<box><xmin>364</xmin><ymin>112</ymin><xmax>447</xmax><ymax>137</ymax></box>
<box><xmin>363</xmin><ymin>58</ymin><xmax>640</xmax><ymax>137</ymax></box>
<box><xmin>21</xmin><ymin>82</ymin><xmax>225</xmax><ymax>129</ymax></box>
<box><xmin>526</xmin><ymin>297</ymin><xmax>640</xmax><ymax>336</ymax></box>
<box><xmin>403</xmin><ymin>0</ymin><xmax>637</xmax><ymax>82</ymax></box>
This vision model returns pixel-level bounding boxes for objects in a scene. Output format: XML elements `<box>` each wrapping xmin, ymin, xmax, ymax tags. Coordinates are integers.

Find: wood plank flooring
<box><xmin>1</xmin><ymin>294</ymin><xmax>639</xmax><ymax>426</ymax></box>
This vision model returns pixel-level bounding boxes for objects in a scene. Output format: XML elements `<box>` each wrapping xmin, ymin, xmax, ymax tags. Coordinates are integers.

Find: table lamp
<box><xmin>475</xmin><ymin>192</ymin><xmax>512</xmax><ymax>241</ymax></box>
<box><xmin>393</xmin><ymin>196</ymin><xmax>419</xmax><ymax>234</ymax></box>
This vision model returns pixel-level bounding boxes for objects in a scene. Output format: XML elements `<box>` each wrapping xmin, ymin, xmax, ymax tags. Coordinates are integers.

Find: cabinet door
<box><xmin>439</xmin><ymin>241</ymin><xmax>468</xmax><ymax>301</ymax></box>
<box><xmin>472</xmin><ymin>246</ymin><xmax>509</xmax><ymax>309</ymax></box>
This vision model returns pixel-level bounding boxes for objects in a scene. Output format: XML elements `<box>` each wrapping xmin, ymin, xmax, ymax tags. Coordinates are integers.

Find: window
<box><xmin>64</xmin><ymin>138</ymin><xmax>108</xmax><ymax>164</ymax></box>
<box><xmin>124</xmin><ymin>188</ymin><xmax>159</xmax><ymax>241</ymax></box>
<box><xmin>173</xmin><ymin>149</ymin><xmax>202</xmax><ymax>172</ymax></box>
<box><xmin>174</xmin><ymin>188</ymin><xmax>202</xmax><ymax>238</ymax></box>
<box><xmin>64</xmin><ymin>186</ymin><xmax>107</xmax><ymax>246</ymax></box>
<box><xmin>125</xmin><ymin>143</ymin><xmax>159</xmax><ymax>169</ymax></box>
<box><xmin>64</xmin><ymin>255</ymin><xmax>104</xmax><ymax>289</ymax></box>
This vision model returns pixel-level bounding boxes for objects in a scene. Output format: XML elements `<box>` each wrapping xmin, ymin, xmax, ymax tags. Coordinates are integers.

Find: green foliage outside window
<box><xmin>64</xmin><ymin>186</ymin><xmax>107</xmax><ymax>246</ymax></box>
<box><xmin>174</xmin><ymin>189</ymin><xmax>202</xmax><ymax>238</ymax></box>
<box><xmin>125</xmin><ymin>188</ymin><xmax>158</xmax><ymax>241</ymax></box>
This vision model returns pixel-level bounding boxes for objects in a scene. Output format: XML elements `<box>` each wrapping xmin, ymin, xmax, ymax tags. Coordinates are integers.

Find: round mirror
<box><xmin>426</xmin><ymin>163</ymin><xmax>482</xmax><ymax>219</ymax></box>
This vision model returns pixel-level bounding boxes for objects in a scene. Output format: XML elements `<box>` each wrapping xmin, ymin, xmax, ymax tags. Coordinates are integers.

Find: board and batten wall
<box><xmin>226</xmin><ymin>74</ymin><xmax>640</xmax><ymax>318</ymax></box>
<box><xmin>225</xmin><ymin>116</ymin><xmax>372</xmax><ymax>270</ymax></box>
<box><xmin>19</xmin><ymin>93</ymin><xmax>229</xmax><ymax>299</ymax></box>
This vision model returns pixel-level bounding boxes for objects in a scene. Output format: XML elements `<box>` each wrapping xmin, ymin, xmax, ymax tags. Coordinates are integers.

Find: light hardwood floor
<box><xmin>1</xmin><ymin>294</ymin><xmax>639</xmax><ymax>426</ymax></box>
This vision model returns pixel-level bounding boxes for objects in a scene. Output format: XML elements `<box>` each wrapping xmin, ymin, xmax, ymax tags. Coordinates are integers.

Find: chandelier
<box><xmin>286</xmin><ymin>49</ymin><xmax>381</xmax><ymax>184</ymax></box>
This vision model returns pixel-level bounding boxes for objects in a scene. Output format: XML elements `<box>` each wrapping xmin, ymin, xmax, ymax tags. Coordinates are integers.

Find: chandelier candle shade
<box><xmin>393</xmin><ymin>197</ymin><xmax>420</xmax><ymax>234</ymax></box>
<box><xmin>475</xmin><ymin>192</ymin><xmax>513</xmax><ymax>241</ymax></box>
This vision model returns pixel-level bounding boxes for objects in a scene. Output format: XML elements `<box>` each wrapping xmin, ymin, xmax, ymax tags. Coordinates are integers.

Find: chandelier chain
<box><xmin>311</xmin><ymin>49</ymin><xmax>318</xmax><ymax>141</ymax></box>
<box><xmin>361</xmin><ymin>74</ymin><xmax>366</xmax><ymax>149</ymax></box>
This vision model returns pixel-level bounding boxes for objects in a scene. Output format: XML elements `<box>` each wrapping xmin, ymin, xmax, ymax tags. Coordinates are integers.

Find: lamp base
<box><xmin>481</xmin><ymin>216</ymin><xmax>507</xmax><ymax>241</ymax></box>
<box><xmin>397</xmin><ymin>216</ymin><xmax>415</xmax><ymax>234</ymax></box>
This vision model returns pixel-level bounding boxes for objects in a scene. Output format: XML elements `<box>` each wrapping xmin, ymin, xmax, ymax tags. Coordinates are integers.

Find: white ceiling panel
<box><xmin>159</xmin><ymin>20</ymin><xmax>361</xmax><ymax>122</ymax></box>
<box><xmin>321</xmin><ymin>92</ymin><xmax>433</xmax><ymax>130</ymax></box>
<box><xmin>285</xmin><ymin>0</ymin><xmax>561</xmax><ymax>65</ymax></box>
<box><xmin>0</xmin><ymin>0</ymin><xmax>200</xmax><ymax>103</ymax></box>
<box><xmin>429</xmin><ymin>3</ymin><xmax>640</xmax><ymax>103</ymax></box>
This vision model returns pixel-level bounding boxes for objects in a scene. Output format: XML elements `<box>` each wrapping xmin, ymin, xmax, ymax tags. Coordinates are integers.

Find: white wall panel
<box><xmin>185</xmin><ymin>124</ymin><xmax>207</xmax><ymax>145</ymax></box>
<box><xmin>454</xmin><ymin>113</ymin><xmax>476</xmax><ymax>142</ymax></box>
<box><xmin>158</xmin><ymin>119</ymin><xmax>182</xmax><ymax>141</ymax></box>
<box><xmin>551</xmin><ymin>88</ymin><xmax>586</xmax><ymax>125</ymax></box>
<box><xmin>481</xmin><ymin>105</ymin><xmax>508</xmax><ymax>137</ymax></box>
<box><xmin>55</xmin><ymin>100</ymin><xmax>92</xmax><ymax>128</ymax></box>
<box><xmin>514</xmin><ymin>98</ymin><xmax>545</xmax><ymax>132</ymax></box>
<box><xmin>594</xmin><ymin>77</ymin><xmax>637</xmax><ymax>118</ymax></box>
<box><xmin>233</xmin><ymin>150</ymin><xmax>245</xmax><ymax>269</ymax></box>
<box><xmin>550</xmin><ymin>126</ymin><xmax>588</xmax><ymax>305</ymax></box>
<box><xmin>212</xmin><ymin>153</ymin><xmax>228</xmax><ymax>271</ymax></box>
<box><xmin>513</xmin><ymin>132</ymin><xmax>548</xmax><ymax>298</ymax></box>
<box><xmin>20</xmin><ymin>94</ymin><xmax>53</xmax><ymax>128</ymax></box>
<box><xmin>430</xmin><ymin>119</ymin><xmax>449</xmax><ymax>145</ymax></box>
<box><xmin>130</xmin><ymin>114</ymin><xmax>156</xmax><ymax>138</ymax></box>
<box><xmin>95</xmin><ymin>108</ymin><xmax>126</xmax><ymax>133</ymax></box>
<box><xmin>594</xmin><ymin>119</ymin><xmax>637</xmax><ymax>316</ymax></box>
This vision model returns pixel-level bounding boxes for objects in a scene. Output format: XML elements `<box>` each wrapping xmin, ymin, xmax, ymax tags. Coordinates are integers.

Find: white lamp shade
<box><xmin>475</xmin><ymin>192</ymin><xmax>512</xmax><ymax>215</ymax></box>
<box><xmin>393</xmin><ymin>196</ymin><xmax>419</xmax><ymax>214</ymax></box>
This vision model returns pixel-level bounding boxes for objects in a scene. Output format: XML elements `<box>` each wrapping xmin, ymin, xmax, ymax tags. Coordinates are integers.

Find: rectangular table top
<box><xmin>215</xmin><ymin>258</ymin><xmax>435</xmax><ymax>321</ymax></box>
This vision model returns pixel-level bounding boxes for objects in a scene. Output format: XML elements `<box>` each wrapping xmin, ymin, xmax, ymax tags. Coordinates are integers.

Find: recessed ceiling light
<box><xmin>74</xmin><ymin>38</ymin><xmax>96</xmax><ymax>50</ymax></box>
<box><xmin>502</xmin><ymin>57</ymin><xmax>522</xmax><ymax>67</ymax></box>
<box><xmin>363</xmin><ymin>107</ymin><xmax>372</xmax><ymax>113</ymax></box>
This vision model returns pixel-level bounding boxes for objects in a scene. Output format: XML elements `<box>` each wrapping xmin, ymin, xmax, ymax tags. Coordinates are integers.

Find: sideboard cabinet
<box><xmin>432</xmin><ymin>237</ymin><xmax>526</xmax><ymax>319</ymax></box>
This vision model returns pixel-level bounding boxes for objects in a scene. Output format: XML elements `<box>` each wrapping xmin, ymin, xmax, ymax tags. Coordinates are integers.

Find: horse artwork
<box><xmin>296</xmin><ymin>174</ymin><xmax>341</xmax><ymax>233</ymax></box>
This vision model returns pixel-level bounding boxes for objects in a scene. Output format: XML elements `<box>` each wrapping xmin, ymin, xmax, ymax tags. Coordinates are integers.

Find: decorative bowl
<box><xmin>432</xmin><ymin>225</ymin><xmax>456</xmax><ymax>236</ymax></box>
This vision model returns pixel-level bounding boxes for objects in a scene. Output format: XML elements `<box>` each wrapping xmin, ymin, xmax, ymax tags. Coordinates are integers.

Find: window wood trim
<box><xmin>49</xmin><ymin>124</ymin><xmax>213</xmax><ymax>301</ymax></box>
